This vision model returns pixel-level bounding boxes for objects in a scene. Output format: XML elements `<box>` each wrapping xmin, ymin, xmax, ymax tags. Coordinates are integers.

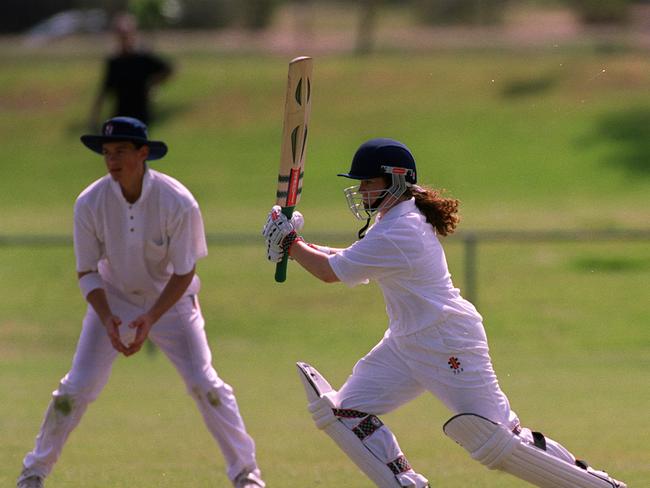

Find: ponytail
<box><xmin>407</xmin><ymin>185</ymin><xmax>460</xmax><ymax>236</ymax></box>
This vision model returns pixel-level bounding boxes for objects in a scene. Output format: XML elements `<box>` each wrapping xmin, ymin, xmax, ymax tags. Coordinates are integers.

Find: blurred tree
<box><xmin>130</xmin><ymin>0</ymin><xmax>167</xmax><ymax>28</ymax></box>
<box><xmin>357</xmin><ymin>0</ymin><xmax>379</xmax><ymax>54</ymax></box>
<box><xmin>175</xmin><ymin>0</ymin><xmax>237</xmax><ymax>28</ymax></box>
<box><xmin>172</xmin><ymin>0</ymin><xmax>278</xmax><ymax>30</ymax></box>
<box><xmin>564</xmin><ymin>0</ymin><xmax>631</xmax><ymax>24</ymax></box>
<box><xmin>85</xmin><ymin>0</ymin><xmax>130</xmax><ymax>17</ymax></box>
<box><xmin>240</xmin><ymin>0</ymin><xmax>276</xmax><ymax>31</ymax></box>
<box><xmin>412</xmin><ymin>0</ymin><xmax>509</xmax><ymax>25</ymax></box>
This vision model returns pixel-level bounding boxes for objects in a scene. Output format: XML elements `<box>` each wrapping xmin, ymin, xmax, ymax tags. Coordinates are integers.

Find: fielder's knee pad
<box><xmin>443</xmin><ymin>413</ymin><xmax>626</xmax><ymax>488</ymax></box>
<box><xmin>189</xmin><ymin>379</ymin><xmax>231</xmax><ymax>409</ymax></box>
<box><xmin>54</xmin><ymin>380</ymin><xmax>97</xmax><ymax>411</ymax></box>
<box><xmin>298</xmin><ymin>362</ymin><xmax>428</xmax><ymax>488</ymax></box>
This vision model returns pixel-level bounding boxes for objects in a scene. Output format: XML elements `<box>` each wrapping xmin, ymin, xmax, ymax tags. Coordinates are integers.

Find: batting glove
<box><xmin>262</xmin><ymin>205</ymin><xmax>304</xmax><ymax>247</ymax></box>
<box><xmin>266</xmin><ymin>241</ymin><xmax>284</xmax><ymax>263</ymax></box>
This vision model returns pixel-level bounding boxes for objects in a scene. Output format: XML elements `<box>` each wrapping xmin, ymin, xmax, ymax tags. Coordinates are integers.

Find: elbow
<box><xmin>320</xmin><ymin>269</ymin><xmax>339</xmax><ymax>283</ymax></box>
<box><xmin>322</xmin><ymin>274</ymin><xmax>338</xmax><ymax>284</ymax></box>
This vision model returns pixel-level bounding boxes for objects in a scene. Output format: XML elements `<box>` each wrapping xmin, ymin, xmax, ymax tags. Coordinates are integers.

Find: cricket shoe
<box><xmin>233</xmin><ymin>468</ymin><xmax>266</xmax><ymax>488</ymax></box>
<box><xmin>16</xmin><ymin>468</ymin><xmax>44</xmax><ymax>488</ymax></box>
<box><xmin>576</xmin><ymin>460</ymin><xmax>627</xmax><ymax>488</ymax></box>
<box><xmin>587</xmin><ymin>469</ymin><xmax>627</xmax><ymax>488</ymax></box>
<box><xmin>396</xmin><ymin>469</ymin><xmax>429</xmax><ymax>488</ymax></box>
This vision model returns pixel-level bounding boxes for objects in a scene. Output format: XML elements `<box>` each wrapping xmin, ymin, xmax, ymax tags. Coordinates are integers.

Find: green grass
<box><xmin>1</xmin><ymin>243</ymin><xmax>648</xmax><ymax>486</ymax></box>
<box><xmin>1</xmin><ymin>38</ymin><xmax>649</xmax><ymax>487</ymax></box>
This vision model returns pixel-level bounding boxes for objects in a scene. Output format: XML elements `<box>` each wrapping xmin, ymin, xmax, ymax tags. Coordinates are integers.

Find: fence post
<box><xmin>463</xmin><ymin>232</ymin><xmax>478</xmax><ymax>306</ymax></box>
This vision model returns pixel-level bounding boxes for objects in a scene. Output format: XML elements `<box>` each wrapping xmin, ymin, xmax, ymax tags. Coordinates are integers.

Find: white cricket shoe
<box><xmin>576</xmin><ymin>459</ymin><xmax>627</xmax><ymax>488</ymax></box>
<box><xmin>396</xmin><ymin>469</ymin><xmax>430</xmax><ymax>487</ymax></box>
<box><xmin>16</xmin><ymin>468</ymin><xmax>44</xmax><ymax>488</ymax></box>
<box><xmin>233</xmin><ymin>468</ymin><xmax>266</xmax><ymax>488</ymax></box>
<box><xmin>587</xmin><ymin>468</ymin><xmax>627</xmax><ymax>488</ymax></box>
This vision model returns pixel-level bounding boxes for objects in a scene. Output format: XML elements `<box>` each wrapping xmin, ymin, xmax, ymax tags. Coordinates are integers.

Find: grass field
<box><xmin>1</xmin><ymin>32</ymin><xmax>649</xmax><ymax>487</ymax></box>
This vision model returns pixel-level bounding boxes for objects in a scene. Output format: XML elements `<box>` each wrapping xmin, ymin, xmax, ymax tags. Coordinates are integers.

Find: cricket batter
<box><xmin>17</xmin><ymin>117</ymin><xmax>265</xmax><ymax>488</ymax></box>
<box><xmin>262</xmin><ymin>138</ymin><xmax>627</xmax><ymax>488</ymax></box>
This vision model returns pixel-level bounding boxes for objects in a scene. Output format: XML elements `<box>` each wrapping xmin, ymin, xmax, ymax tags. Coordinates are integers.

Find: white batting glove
<box><xmin>266</xmin><ymin>241</ymin><xmax>284</xmax><ymax>263</ymax></box>
<box><xmin>262</xmin><ymin>205</ymin><xmax>304</xmax><ymax>247</ymax></box>
<box><xmin>291</xmin><ymin>210</ymin><xmax>304</xmax><ymax>232</ymax></box>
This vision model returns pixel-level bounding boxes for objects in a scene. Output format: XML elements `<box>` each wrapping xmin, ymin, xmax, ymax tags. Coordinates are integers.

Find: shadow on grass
<box><xmin>500</xmin><ymin>74</ymin><xmax>557</xmax><ymax>98</ymax></box>
<box><xmin>587</xmin><ymin>107</ymin><xmax>650</xmax><ymax>176</ymax></box>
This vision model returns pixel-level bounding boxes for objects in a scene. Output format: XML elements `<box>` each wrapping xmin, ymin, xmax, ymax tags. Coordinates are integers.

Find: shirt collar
<box><xmin>109</xmin><ymin>164</ymin><xmax>153</xmax><ymax>205</ymax></box>
<box><xmin>376</xmin><ymin>198</ymin><xmax>416</xmax><ymax>223</ymax></box>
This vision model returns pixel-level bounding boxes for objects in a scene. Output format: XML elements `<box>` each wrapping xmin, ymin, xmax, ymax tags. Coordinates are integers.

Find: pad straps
<box><xmin>333</xmin><ymin>408</ymin><xmax>412</xmax><ymax>475</ymax></box>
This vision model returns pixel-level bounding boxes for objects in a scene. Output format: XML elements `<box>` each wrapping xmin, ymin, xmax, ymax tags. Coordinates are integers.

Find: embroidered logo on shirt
<box><xmin>448</xmin><ymin>356</ymin><xmax>464</xmax><ymax>375</ymax></box>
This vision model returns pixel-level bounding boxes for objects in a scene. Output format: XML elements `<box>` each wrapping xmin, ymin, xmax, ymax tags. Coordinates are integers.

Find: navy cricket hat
<box><xmin>338</xmin><ymin>138</ymin><xmax>417</xmax><ymax>184</ymax></box>
<box><xmin>80</xmin><ymin>116</ymin><xmax>168</xmax><ymax>160</ymax></box>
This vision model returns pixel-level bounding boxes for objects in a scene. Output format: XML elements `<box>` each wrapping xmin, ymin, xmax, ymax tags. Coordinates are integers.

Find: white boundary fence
<box><xmin>2</xmin><ymin>228</ymin><xmax>649</xmax><ymax>305</ymax></box>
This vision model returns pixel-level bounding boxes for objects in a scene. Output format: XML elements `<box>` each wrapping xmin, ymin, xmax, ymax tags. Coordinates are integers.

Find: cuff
<box><xmin>78</xmin><ymin>272</ymin><xmax>104</xmax><ymax>299</ymax></box>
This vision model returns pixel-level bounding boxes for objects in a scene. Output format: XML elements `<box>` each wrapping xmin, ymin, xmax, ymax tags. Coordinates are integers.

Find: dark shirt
<box><xmin>103</xmin><ymin>52</ymin><xmax>171</xmax><ymax>124</ymax></box>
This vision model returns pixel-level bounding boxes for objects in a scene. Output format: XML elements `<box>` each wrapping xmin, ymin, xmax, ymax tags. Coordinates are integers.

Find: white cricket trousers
<box><xmin>332</xmin><ymin>316</ymin><xmax>575</xmax><ymax>468</ymax></box>
<box><xmin>21</xmin><ymin>291</ymin><xmax>259</xmax><ymax>481</ymax></box>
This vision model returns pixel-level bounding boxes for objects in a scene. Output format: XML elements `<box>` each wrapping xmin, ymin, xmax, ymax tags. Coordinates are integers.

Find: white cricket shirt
<box><xmin>328</xmin><ymin>198</ymin><xmax>481</xmax><ymax>336</ymax></box>
<box><xmin>74</xmin><ymin>167</ymin><xmax>208</xmax><ymax>301</ymax></box>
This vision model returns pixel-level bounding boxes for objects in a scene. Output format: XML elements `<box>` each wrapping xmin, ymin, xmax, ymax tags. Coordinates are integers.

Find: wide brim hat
<box><xmin>80</xmin><ymin>116</ymin><xmax>167</xmax><ymax>160</ymax></box>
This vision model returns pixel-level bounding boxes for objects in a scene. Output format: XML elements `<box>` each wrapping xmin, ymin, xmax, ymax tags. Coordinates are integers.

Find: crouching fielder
<box><xmin>17</xmin><ymin>117</ymin><xmax>264</xmax><ymax>488</ymax></box>
<box><xmin>262</xmin><ymin>138</ymin><xmax>627</xmax><ymax>488</ymax></box>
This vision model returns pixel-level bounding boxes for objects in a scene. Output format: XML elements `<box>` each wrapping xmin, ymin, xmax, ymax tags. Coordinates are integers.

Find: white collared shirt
<box><xmin>328</xmin><ymin>198</ymin><xmax>481</xmax><ymax>336</ymax></box>
<box><xmin>74</xmin><ymin>167</ymin><xmax>208</xmax><ymax>300</ymax></box>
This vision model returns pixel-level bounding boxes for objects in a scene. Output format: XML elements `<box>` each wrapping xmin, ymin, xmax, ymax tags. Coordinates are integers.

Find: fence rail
<box><xmin>3</xmin><ymin>228</ymin><xmax>649</xmax><ymax>304</ymax></box>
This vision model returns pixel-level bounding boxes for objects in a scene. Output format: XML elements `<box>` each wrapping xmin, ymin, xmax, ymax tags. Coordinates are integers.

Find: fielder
<box><xmin>17</xmin><ymin>117</ymin><xmax>265</xmax><ymax>488</ymax></box>
<box><xmin>262</xmin><ymin>138</ymin><xmax>627</xmax><ymax>488</ymax></box>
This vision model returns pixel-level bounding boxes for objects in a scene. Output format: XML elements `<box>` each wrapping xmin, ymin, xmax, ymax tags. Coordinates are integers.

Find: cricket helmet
<box><xmin>81</xmin><ymin>116</ymin><xmax>168</xmax><ymax>160</ymax></box>
<box><xmin>338</xmin><ymin>138</ymin><xmax>417</xmax><ymax>221</ymax></box>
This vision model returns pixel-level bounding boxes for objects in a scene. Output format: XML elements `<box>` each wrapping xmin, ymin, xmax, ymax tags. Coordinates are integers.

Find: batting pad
<box><xmin>443</xmin><ymin>413</ymin><xmax>624</xmax><ymax>488</ymax></box>
<box><xmin>296</xmin><ymin>362</ymin><xmax>404</xmax><ymax>488</ymax></box>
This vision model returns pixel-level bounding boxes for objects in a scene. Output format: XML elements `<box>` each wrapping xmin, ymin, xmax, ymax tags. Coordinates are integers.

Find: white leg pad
<box><xmin>308</xmin><ymin>395</ymin><xmax>402</xmax><ymax>487</ymax></box>
<box><xmin>297</xmin><ymin>362</ymin><xmax>417</xmax><ymax>488</ymax></box>
<box><xmin>444</xmin><ymin>413</ymin><xmax>624</xmax><ymax>488</ymax></box>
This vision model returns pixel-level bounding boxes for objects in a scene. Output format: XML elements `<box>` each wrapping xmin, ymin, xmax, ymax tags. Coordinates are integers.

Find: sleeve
<box><xmin>145</xmin><ymin>53</ymin><xmax>172</xmax><ymax>78</ymax></box>
<box><xmin>167</xmin><ymin>203</ymin><xmax>208</xmax><ymax>275</ymax></box>
<box><xmin>328</xmin><ymin>231</ymin><xmax>411</xmax><ymax>287</ymax></box>
<box><xmin>73</xmin><ymin>199</ymin><xmax>102</xmax><ymax>272</ymax></box>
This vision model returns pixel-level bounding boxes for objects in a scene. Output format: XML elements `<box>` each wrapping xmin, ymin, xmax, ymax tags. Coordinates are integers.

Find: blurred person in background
<box><xmin>88</xmin><ymin>12</ymin><xmax>172</xmax><ymax>131</ymax></box>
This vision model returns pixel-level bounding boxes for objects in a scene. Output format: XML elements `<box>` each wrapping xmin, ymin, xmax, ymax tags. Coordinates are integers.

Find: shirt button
<box><xmin>130</xmin><ymin>228</ymin><xmax>134</xmax><ymax>232</ymax></box>
<box><xmin>130</xmin><ymin>216</ymin><xmax>134</xmax><ymax>220</ymax></box>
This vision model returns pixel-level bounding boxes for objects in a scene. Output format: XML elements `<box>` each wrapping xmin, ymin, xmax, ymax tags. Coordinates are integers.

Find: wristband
<box><xmin>306</xmin><ymin>242</ymin><xmax>332</xmax><ymax>255</ymax></box>
<box><xmin>78</xmin><ymin>272</ymin><xmax>104</xmax><ymax>299</ymax></box>
<box><xmin>282</xmin><ymin>232</ymin><xmax>304</xmax><ymax>256</ymax></box>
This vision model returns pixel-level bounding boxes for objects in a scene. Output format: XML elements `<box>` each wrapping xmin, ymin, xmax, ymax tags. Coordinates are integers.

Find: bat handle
<box><xmin>274</xmin><ymin>206</ymin><xmax>295</xmax><ymax>283</ymax></box>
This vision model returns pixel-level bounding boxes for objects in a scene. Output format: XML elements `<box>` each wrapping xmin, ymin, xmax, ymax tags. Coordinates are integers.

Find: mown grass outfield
<box><xmin>1</xmin><ymin>39</ymin><xmax>649</xmax><ymax>486</ymax></box>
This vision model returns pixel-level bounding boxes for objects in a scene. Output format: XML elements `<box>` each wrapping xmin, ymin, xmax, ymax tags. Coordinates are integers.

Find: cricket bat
<box><xmin>274</xmin><ymin>56</ymin><xmax>313</xmax><ymax>282</ymax></box>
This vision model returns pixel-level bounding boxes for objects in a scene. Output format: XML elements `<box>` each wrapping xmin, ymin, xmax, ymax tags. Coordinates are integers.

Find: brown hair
<box><xmin>406</xmin><ymin>185</ymin><xmax>460</xmax><ymax>236</ymax></box>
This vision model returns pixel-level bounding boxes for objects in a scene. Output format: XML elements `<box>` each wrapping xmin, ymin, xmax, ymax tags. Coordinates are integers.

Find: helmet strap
<box><xmin>357</xmin><ymin>217</ymin><xmax>371</xmax><ymax>239</ymax></box>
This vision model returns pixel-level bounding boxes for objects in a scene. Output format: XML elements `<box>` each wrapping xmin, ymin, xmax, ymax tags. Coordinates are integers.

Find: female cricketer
<box><xmin>262</xmin><ymin>138</ymin><xmax>627</xmax><ymax>488</ymax></box>
<box><xmin>17</xmin><ymin>117</ymin><xmax>265</xmax><ymax>488</ymax></box>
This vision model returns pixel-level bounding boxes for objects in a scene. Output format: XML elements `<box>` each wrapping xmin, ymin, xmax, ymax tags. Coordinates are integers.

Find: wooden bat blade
<box><xmin>274</xmin><ymin>56</ymin><xmax>313</xmax><ymax>283</ymax></box>
<box><xmin>275</xmin><ymin>56</ymin><xmax>312</xmax><ymax>209</ymax></box>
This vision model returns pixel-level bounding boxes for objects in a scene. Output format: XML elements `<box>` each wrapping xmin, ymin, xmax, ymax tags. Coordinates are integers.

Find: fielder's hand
<box><xmin>124</xmin><ymin>312</ymin><xmax>156</xmax><ymax>356</ymax></box>
<box><xmin>102</xmin><ymin>315</ymin><xmax>129</xmax><ymax>355</ymax></box>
